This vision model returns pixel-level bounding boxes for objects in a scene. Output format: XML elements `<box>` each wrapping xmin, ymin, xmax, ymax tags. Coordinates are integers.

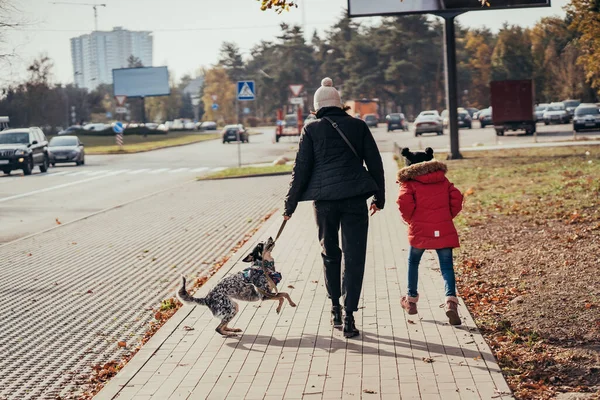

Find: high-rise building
<box><xmin>70</xmin><ymin>27</ymin><xmax>153</xmax><ymax>90</ymax></box>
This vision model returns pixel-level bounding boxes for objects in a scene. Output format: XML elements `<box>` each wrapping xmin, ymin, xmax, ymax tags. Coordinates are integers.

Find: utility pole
<box><xmin>52</xmin><ymin>2</ymin><xmax>107</xmax><ymax>31</ymax></box>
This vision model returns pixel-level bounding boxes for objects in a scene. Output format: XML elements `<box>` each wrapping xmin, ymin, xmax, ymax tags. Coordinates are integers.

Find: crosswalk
<box><xmin>0</xmin><ymin>166</ymin><xmax>227</xmax><ymax>182</ymax></box>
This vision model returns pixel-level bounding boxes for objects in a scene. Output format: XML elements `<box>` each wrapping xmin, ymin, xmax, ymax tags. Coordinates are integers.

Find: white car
<box><xmin>543</xmin><ymin>103</ymin><xmax>569</xmax><ymax>125</ymax></box>
<box><xmin>83</xmin><ymin>123</ymin><xmax>107</xmax><ymax>132</ymax></box>
<box><xmin>414</xmin><ymin>110</ymin><xmax>443</xmax><ymax>136</ymax></box>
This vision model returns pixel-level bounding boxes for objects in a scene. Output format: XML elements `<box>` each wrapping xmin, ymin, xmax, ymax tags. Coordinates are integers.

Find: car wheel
<box><xmin>275</xmin><ymin>135</ymin><xmax>280</xmax><ymax>142</ymax></box>
<box><xmin>414</xmin><ymin>132</ymin><xmax>419</xmax><ymax>137</ymax></box>
<box><xmin>39</xmin><ymin>155</ymin><xmax>49</xmax><ymax>173</ymax></box>
<box><xmin>51</xmin><ymin>163</ymin><xmax>55</xmax><ymax>167</ymax></box>
<box><xmin>2</xmin><ymin>169</ymin><xmax>10</xmax><ymax>175</ymax></box>
<box><xmin>496</xmin><ymin>129</ymin><xmax>505</xmax><ymax>136</ymax></box>
<box><xmin>81</xmin><ymin>157</ymin><xmax>85</xmax><ymax>165</ymax></box>
<box><xmin>23</xmin><ymin>157</ymin><xmax>33</xmax><ymax>176</ymax></box>
<box><xmin>544</xmin><ymin>121</ymin><xmax>549</xmax><ymax>125</ymax></box>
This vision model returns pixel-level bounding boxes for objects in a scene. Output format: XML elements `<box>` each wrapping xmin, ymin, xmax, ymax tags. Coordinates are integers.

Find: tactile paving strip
<box><xmin>0</xmin><ymin>176</ymin><xmax>289</xmax><ymax>399</ymax></box>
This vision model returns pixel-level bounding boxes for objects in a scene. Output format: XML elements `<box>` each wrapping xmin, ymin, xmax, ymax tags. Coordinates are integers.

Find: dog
<box><xmin>177</xmin><ymin>237</ymin><xmax>296</xmax><ymax>336</ymax></box>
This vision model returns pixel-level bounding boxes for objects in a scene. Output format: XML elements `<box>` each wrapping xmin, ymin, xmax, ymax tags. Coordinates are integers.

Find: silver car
<box><xmin>543</xmin><ymin>103</ymin><xmax>569</xmax><ymax>125</ymax></box>
<box><xmin>414</xmin><ymin>110</ymin><xmax>443</xmax><ymax>136</ymax></box>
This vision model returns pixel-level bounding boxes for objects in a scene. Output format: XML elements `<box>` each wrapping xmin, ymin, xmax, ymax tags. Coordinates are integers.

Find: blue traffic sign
<box><xmin>237</xmin><ymin>81</ymin><xmax>255</xmax><ymax>101</ymax></box>
<box><xmin>211</xmin><ymin>103</ymin><xmax>219</xmax><ymax>111</ymax></box>
<box><xmin>112</xmin><ymin>121</ymin><xmax>124</xmax><ymax>134</ymax></box>
<box><xmin>243</xmin><ymin>107</ymin><xmax>250</xmax><ymax>115</ymax></box>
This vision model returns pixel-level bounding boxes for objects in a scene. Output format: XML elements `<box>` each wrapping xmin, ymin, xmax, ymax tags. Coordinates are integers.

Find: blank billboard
<box><xmin>348</xmin><ymin>0</ymin><xmax>550</xmax><ymax>17</ymax></box>
<box><xmin>113</xmin><ymin>66</ymin><xmax>170</xmax><ymax>98</ymax></box>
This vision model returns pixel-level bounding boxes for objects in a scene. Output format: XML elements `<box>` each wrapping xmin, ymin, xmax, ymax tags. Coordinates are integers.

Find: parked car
<box><xmin>478</xmin><ymin>107</ymin><xmax>492</xmax><ymax>128</ymax></box>
<box><xmin>534</xmin><ymin>104</ymin><xmax>549</xmax><ymax>122</ymax></box>
<box><xmin>284</xmin><ymin>114</ymin><xmax>298</xmax><ymax>129</ymax></box>
<box><xmin>222</xmin><ymin>124</ymin><xmax>249</xmax><ymax>143</ymax></box>
<box><xmin>363</xmin><ymin>113</ymin><xmax>378</xmax><ymax>128</ymax></box>
<box><xmin>466</xmin><ymin>107</ymin><xmax>479</xmax><ymax>118</ymax></box>
<box><xmin>573</xmin><ymin>104</ymin><xmax>600</xmax><ymax>132</ymax></box>
<box><xmin>562</xmin><ymin>99</ymin><xmax>581</xmax><ymax>121</ymax></box>
<box><xmin>414</xmin><ymin>110</ymin><xmax>443</xmax><ymax>136</ymax></box>
<box><xmin>48</xmin><ymin>135</ymin><xmax>85</xmax><ymax>166</ymax></box>
<box><xmin>386</xmin><ymin>113</ymin><xmax>408</xmax><ymax>132</ymax></box>
<box><xmin>0</xmin><ymin>127</ymin><xmax>49</xmax><ymax>175</ymax></box>
<box><xmin>304</xmin><ymin>114</ymin><xmax>317</xmax><ymax>126</ymax></box>
<box><xmin>543</xmin><ymin>103</ymin><xmax>570</xmax><ymax>125</ymax></box>
<box><xmin>200</xmin><ymin>121</ymin><xmax>217</xmax><ymax>131</ymax></box>
<box><xmin>57</xmin><ymin>125</ymin><xmax>83</xmax><ymax>135</ymax></box>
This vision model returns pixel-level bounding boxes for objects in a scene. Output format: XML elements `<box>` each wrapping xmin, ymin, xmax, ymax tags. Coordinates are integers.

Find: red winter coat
<box><xmin>396</xmin><ymin>160</ymin><xmax>463</xmax><ymax>249</ymax></box>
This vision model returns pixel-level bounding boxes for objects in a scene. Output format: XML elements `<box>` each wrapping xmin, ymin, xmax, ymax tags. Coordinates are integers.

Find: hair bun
<box><xmin>401</xmin><ymin>147</ymin><xmax>411</xmax><ymax>156</ymax></box>
<box><xmin>425</xmin><ymin>147</ymin><xmax>434</xmax><ymax>155</ymax></box>
<box><xmin>321</xmin><ymin>77</ymin><xmax>333</xmax><ymax>87</ymax></box>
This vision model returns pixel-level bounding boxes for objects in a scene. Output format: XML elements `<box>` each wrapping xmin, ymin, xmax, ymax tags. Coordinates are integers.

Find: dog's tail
<box><xmin>177</xmin><ymin>276</ymin><xmax>207</xmax><ymax>306</ymax></box>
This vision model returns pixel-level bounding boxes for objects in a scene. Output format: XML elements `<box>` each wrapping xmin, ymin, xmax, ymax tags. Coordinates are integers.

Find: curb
<box><xmin>197</xmin><ymin>170</ymin><xmax>292</xmax><ymax>181</ymax></box>
<box><xmin>95</xmin><ymin>208</ymin><xmax>283</xmax><ymax>400</ymax></box>
<box><xmin>87</xmin><ymin>131</ymin><xmax>264</xmax><ymax>155</ymax></box>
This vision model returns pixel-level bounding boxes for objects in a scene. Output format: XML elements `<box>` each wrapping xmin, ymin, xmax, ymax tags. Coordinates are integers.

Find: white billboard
<box><xmin>348</xmin><ymin>0</ymin><xmax>550</xmax><ymax>17</ymax></box>
<box><xmin>112</xmin><ymin>66</ymin><xmax>170</xmax><ymax>98</ymax></box>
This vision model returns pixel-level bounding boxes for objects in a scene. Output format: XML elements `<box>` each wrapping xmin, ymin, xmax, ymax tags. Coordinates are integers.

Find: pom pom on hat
<box><xmin>313</xmin><ymin>77</ymin><xmax>342</xmax><ymax>111</ymax></box>
<box><xmin>321</xmin><ymin>77</ymin><xmax>333</xmax><ymax>87</ymax></box>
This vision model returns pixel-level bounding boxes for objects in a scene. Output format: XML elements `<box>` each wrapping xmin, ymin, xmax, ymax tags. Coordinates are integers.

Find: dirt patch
<box><xmin>438</xmin><ymin>146</ymin><xmax>600</xmax><ymax>399</ymax></box>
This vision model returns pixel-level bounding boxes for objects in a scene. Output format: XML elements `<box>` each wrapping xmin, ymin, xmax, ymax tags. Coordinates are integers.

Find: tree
<box><xmin>201</xmin><ymin>67</ymin><xmax>236</xmax><ymax>124</ymax></box>
<box><xmin>218</xmin><ymin>42</ymin><xmax>245</xmax><ymax>83</ymax></box>
<box><xmin>567</xmin><ymin>0</ymin><xmax>600</xmax><ymax>95</ymax></box>
<box><xmin>491</xmin><ymin>24</ymin><xmax>533</xmax><ymax>81</ymax></box>
<box><xmin>127</xmin><ymin>55</ymin><xmax>143</xmax><ymax>68</ymax></box>
<box><xmin>464</xmin><ymin>29</ymin><xmax>494</xmax><ymax>107</ymax></box>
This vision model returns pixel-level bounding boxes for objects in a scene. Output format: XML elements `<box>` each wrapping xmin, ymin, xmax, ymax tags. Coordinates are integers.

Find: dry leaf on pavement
<box><xmin>117</xmin><ymin>341</ymin><xmax>127</xmax><ymax>348</ymax></box>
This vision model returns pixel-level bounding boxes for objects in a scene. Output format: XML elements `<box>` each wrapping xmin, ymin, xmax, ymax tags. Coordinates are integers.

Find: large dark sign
<box><xmin>348</xmin><ymin>0</ymin><xmax>550</xmax><ymax>17</ymax></box>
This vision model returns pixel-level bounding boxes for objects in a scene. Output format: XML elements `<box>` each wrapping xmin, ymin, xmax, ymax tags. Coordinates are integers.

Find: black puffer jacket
<box><xmin>284</xmin><ymin>107</ymin><xmax>385</xmax><ymax>216</ymax></box>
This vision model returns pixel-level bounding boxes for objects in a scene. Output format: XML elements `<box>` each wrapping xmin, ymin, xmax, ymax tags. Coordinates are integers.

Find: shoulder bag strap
<box><xmin>322</xmin><ymin>116</ymin><xmax>360</xmax><ymax>160</ymax></box>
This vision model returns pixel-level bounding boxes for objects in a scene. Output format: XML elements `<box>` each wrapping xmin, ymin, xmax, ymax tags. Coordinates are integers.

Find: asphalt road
<box><xmin>1</xmin><ymin>122</ymin><xmax>597</xmax><ymax>244</ymax></box>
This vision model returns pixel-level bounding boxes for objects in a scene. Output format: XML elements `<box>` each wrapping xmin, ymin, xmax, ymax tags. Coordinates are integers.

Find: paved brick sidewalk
<box><xmin>97</xmin><ymin>155</ymin><xmax>513</xmax><ymax>400</ymax></box>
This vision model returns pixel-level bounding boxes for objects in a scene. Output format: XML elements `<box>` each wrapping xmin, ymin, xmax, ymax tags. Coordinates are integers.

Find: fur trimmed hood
<box><xmin>396</xmin><ymin>160</ymin><xmax>448</xmax><ymax>183</ymax></box>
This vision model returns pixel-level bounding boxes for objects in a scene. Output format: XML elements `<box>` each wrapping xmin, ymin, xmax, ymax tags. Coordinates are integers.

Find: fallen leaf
<box><xmin>55</xmin><ymin>218</ymin><xmax>62</xmax><ymax>225</ymax></box>
<box><xmin>311</xmin><ymin>280</ymin><xmax>319</xmax><ymax>283</ymax></box>
<box><xmin>117</xmin><ymin>341</ymin><xmax>127</xmax><ymax>348</ymax></box>
<box><xmin>407</xmin><ymin>320</ymin><xmax>416</xmax><ymax>325</ymax></box>
<box><xmin>27</xmin><ymin>253</ymin><xmax>32</xmax><ymax>256</ymax></box>
<box><xmin>287</xmin><ymin>285</ymin><xmax>295</xmax><ymax>289</ymax></box>
<box><xmin>86</xmin><ymin>290</ymin><xmax>93</xmax><ymax>294</ymax></box>
<box><xmin>363</xmin><ymin>389</ymin><xmax>377</xmax><ymax>394</ymax></box>
<box><xmin>465</xmin><ymin>187</ymin><xmax>475</xmax><ymax>196</ymax></box>
<box><xmin>422</xmin><ymin>357</ymin><xmax>434</xmax><ymax>363</ymax></box>
<box><xmin>183</xmin><ymin>326</ymin><xmax>195</xmax><ymax>331</ymax></box>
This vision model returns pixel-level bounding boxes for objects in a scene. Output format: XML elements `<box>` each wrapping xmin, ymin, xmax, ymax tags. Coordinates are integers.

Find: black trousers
<box><xmin>314</xmin><ymin>196</ymin><xmax>369</xmax><ymax>313</ymax></box>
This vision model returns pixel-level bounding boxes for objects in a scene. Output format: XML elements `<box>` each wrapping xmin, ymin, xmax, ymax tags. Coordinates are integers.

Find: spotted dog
<box><xmin>177</xmin><ymin>237</ymin><xmax>296</xmax><ymax>336</ymax></box>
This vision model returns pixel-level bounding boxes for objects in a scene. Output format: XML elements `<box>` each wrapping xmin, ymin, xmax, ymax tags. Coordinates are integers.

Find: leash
<box><xmin>260</xmin><ymin>219</ymin><xmax>287</xmax><ymax>295</ymax></box>
<box><xmin>274</xmin><ymin>219</ymin><xmax>287</xmax><ymax>243</ymax></box>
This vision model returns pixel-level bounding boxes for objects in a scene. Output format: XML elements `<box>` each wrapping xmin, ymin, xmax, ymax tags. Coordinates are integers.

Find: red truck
<box><xmin>490</xmin><ymin>80</ymin><xmax>536</xmax><ymax>136</ymax></box>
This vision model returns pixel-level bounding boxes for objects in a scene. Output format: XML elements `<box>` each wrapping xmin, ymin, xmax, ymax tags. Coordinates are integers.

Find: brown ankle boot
<box><xmin>401</xmin><ymin>295</ymin><xmax>418</xmax><ymax>315</ymax></box>
<box><xmin>445</xmin><ymin>296</ymin><xmax>461</xmax><ymax>326</ymax></box>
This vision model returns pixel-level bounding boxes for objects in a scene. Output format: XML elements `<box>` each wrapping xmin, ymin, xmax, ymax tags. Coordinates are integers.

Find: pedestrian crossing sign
<box><xmin>237</xmin><ymin>81</ymin><xmax>256</xmax><ymax>101</ymax></box>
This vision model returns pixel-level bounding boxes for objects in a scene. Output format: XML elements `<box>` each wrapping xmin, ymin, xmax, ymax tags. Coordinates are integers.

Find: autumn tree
<box><xmin>201</xmin><ymin>67</ymin><xmax>236</xmax><ymax>124</ymax></box>
<box><xmin>567</xmin><ymin>0</ymin><xmax>600</xmax><ymax>95</ymax></box>
<box><xmin>491</xmin><ymin>24</ymin><xmax>533</xmax><ymax>81</ymax></box>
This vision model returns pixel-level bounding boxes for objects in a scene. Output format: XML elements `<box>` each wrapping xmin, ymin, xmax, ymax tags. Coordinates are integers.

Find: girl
<box><xmin>396</xmin><ymin>147</ymin><xmax>464</xmax><ymax>325</ymax></box>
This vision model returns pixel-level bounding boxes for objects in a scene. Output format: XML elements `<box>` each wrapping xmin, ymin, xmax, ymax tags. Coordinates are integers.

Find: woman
<box><xmin>283</xmin><ymin>77</ymin><xmax>385</xmax><ymax>338</ymax></box>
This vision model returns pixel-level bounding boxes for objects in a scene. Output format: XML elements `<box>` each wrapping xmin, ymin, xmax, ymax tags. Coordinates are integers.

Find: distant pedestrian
<box><xmin>396</xmin><ymin>148</ymin><xmax>464</xmax><ymax>325</ymax></box>
<box><xmin>284</xmin><ymin>77</ymin><xmax>385</xmax><ymax>338</ymax></box>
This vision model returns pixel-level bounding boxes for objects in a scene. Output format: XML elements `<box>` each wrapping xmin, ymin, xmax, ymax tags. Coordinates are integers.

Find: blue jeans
<box><xmin>407</xmin><ymin>246</ymin><xmax>456</xmax><ymax>298</ymax></box>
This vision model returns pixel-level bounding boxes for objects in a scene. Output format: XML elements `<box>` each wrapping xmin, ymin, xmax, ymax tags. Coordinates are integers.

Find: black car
<box><xmin>386</xmin><ymin>113</ymin><xmax>408</xmax><ymax>132</ymax></box>
<box><xmin>562</xmin><ymin>99</ymin><xmax>581</xmax><ymax>121</ymax></box>
<box><xmin>221</xmin><ymin>124</ymin><xmax>249</xmax><ymax>143</ymax></box>
<box><xmin>363</xmin><ymin>114</ymin><xmax>378</xmax><ymax>128</ymax></box>
<box><xmin>458</xmin><ymin>110</ymin><xmax>472</xmax><ymax>129</ymax></box>
<box><xmin>573</xmin><ymin>104</ymin><xmax>600</xmax><ymax>132</ymax></box>
<box><xmin>0</xmin><ymin>128</ymin><xmax>49</xmax><ymax>175</ymax></box>
<box><xmin>48</xmin><ymin>135</ymin><xmax>85</xmax><ymax>166</ymax></box>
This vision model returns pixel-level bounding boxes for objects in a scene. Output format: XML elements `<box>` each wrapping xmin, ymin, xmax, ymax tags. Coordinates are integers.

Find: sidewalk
<box><xmin>96</xmin><ymin>154</ymin><xmax>513</xmax><ymax>400</ymax></box>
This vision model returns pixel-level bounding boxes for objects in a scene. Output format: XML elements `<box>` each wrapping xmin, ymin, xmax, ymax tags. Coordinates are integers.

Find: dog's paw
<box><xmin>289</xmin><ymin>302</ymin><xmax>297</xmax><ymax>307</ymax></box>
<box><xmin>230</xmin><ymin>328</ymin><xmax>242</xmax><ymax>333</ymax></box>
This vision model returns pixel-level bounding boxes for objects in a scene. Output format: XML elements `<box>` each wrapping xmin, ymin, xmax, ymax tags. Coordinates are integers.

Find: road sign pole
<box><xmin>442</xmin><ymin>13</ymin><xmax>463</xmax><ymax>160</ymax></box>
<box><xmin>236</xmin><ymin>99</ymin><xmax>241</xmax><ymax>168</ymax></box>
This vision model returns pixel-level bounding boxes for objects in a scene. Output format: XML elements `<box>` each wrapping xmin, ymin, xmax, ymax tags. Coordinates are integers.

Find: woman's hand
<box><xmin>283</xmin><ymin>214</ymin><xmax>291</xmax><ymax>221</ymax></box>
<box><xmin>370</xmin><ymin>204</ymin><xmax>380</xmax><ymax>216</ymax></box>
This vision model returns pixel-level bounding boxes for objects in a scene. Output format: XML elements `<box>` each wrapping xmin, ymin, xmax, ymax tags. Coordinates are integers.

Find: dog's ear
<box><xmin>242</xmin><ymin>253</ymin><xmax>254</xmax><ymax>263</ymax></box>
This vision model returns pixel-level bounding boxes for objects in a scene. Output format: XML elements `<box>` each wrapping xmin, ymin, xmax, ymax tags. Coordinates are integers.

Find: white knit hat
<box><xmin>313</xmin><ymin>77</ymin><xmax>342</xmax><ymax>111</ymax></box>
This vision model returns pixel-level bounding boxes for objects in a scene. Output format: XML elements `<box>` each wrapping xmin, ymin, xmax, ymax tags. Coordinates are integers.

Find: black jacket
<box><xmin>284</xmin><ymin>107</ymin><xmax>385</xmax><ymax>216</ymax></box>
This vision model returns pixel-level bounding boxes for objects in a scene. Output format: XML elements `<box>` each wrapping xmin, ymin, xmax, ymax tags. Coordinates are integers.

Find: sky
<box><xmin>3</xmin><ymin>0</ymin><xmax>569</xmax><ymax>86</ymax></box>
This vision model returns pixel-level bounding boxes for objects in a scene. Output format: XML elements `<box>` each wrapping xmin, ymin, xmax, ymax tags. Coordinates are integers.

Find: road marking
<box><xmin>210</xmin><ymin>167</ymin><xmax>226</xmax><ymax>172</ymax></box>
<box><xmin>0</xmin><ymin>172</ymin><xmax>122</xmax><ymax>203</ymax></box>
<box><xmin>169</xmin><ymin>168</ymin><xmax>190</xmax><ymax>173</ymax></box>
<box><xmin>49</xmin><ymin>171</ymin><xmax>70</xmax><ymax>177</ymax></box>
<box><xmin>191</xmin><ymin>167</ymin><xmax>209</xmax><ymax>173</ymax></box>
<box><xmin>148</xmin><ymin>168</ymin><xmax>170</xmax><ymax>174</ymax></box>
<box><xmin>68</xmin><ymin>171</ymin><xmax>90</xmax><ymax>177</ymax></box>
<box><xmin>85</xmin><ymin>170</ymin><xmax>109</xmax><ymax>176</ymax></box>
<box><xmin>127</xmin><ymin>169</ymin><xmax>150</xmax><ymax>175</ymax></box>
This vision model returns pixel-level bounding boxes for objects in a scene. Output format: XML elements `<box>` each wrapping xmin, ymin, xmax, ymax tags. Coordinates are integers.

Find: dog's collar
<box><xmin>254</xmin><ymin>260</ymin><xmax>275</xmax><ymax>269</ymax></box>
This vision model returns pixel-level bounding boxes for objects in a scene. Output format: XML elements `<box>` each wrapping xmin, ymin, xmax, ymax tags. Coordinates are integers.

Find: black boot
<box><xmin>331</xmin><ymin>306</ymin><xmax>343</xmax><ymax>327</ymax></box>
<box><xmin>343</xmin><ymin>315</ymin><xmax>359</xmax><ymax>338</ymax></box>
